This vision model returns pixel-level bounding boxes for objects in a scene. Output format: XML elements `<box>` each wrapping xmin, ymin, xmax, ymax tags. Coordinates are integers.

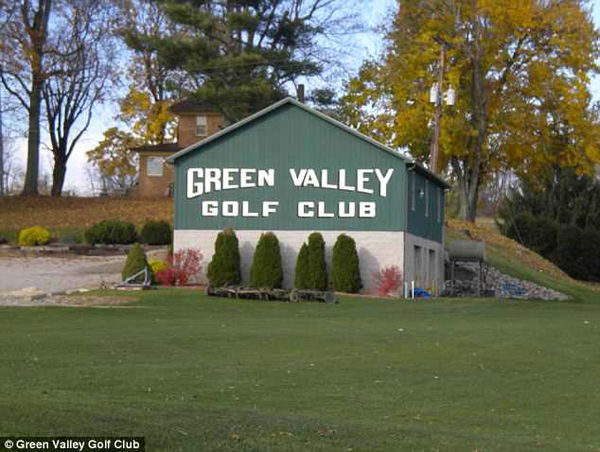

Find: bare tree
<box><xmin>0</xmin><ymin>0</ymin><xmax>19</xmax><ymax>196</ymax></box>
<box><xmin>0</xmin><ymin>0</ymin><xmax>54</xmax><ymax>195</ymax></box>
<box><xmin>43</xmin><ymin>0</ymin><xmax>117</xmax><ymax>196</ymax></box>
<box><xmin>1</xmin><ymin>137</ymin><xmax>23</xmax><ymax>194</ymax></box>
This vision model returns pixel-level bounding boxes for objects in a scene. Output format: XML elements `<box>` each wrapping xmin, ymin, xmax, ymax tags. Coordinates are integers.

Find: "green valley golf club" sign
<box><xmin>186</xmin><ymin>167</ymin><xmax>395</xmax><ymax>219</ymax></box>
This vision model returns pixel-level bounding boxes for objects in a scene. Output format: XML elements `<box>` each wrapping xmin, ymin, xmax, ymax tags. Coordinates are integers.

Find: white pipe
<box><xmin>411</xmin><ymin>280</ymin><xmax>415</xmax><ymax>299</ymax></box>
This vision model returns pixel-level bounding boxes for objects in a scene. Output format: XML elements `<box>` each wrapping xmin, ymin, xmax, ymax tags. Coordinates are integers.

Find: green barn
<box><xmin>166</xmin><ymin>97</ymin><xmax>449</xmax><ymax>293</ymax></box>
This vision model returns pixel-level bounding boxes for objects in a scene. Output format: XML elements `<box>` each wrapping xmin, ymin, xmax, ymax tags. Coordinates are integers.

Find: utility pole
<box><xmin>429</xmin><ymin>37</ymin><xmax>454</xmax><ymax>174</ymax></box>
<box><xmin>430</xmin><ymin>43</ymin><xmax>445</xmax><ymax>174</ymax></box>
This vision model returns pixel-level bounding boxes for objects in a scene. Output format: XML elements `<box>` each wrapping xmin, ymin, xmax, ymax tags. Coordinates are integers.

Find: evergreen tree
<box><xmin>306</xmin><ymin>232</ymin><xmax>328</xmax><ymax>290</ymax></box>
<box><xmin>294</xmin><ymin>243</ymin><xmax>310</xmax><ymax>289</ymax></box>
<box><xmin>331</xmin><ymin>234</ymin><xmax>361</xmax><ymax>293</ymax></box>
<box><xmin>250</xmin><ymin>232</ymin><xmax>283</xmax><ymax>288</ymax></box>
<box><xmin>122</xmin><ymin>243</ymin><xmax>154</xmax><ymax>283</ymax></box>
<box><xmin>146</xmin><ymin>0</ymin><xmax>356</xmax><ymax>122</ymax></box>
<box><xmin>207</xmin><ymin>228</ymin><xmax>241</xmax><ymax>287</ymax></box>
<box><xmin>498</xmin><ymin>166</ymin><xmax>600</xmax><ymax>231</ymax></box>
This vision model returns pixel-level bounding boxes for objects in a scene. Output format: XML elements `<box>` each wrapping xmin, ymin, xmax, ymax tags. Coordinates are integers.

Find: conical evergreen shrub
<box><xmin>306</xmin><ymin>232</ymin><xmax>328</xmax><ymax>290</ymax></box>
<box><xmin>331</xmin><ymin>234</ymin><xmax>362</xmax><ymax>293</ymax></box>
<box><xmin>122</xmin><ymin>243</ymin><xmax>154</xmax><ymax>283</ymax></box>
<box><xmin>250</xmin><ymin>232</ymin><xmax>283</xmax><ymax>288</ymax></box>
<box><xmin>294</xmin><ymin>243</ymin><xmax>310</xmax><ymax>289</ymax></box>
<box><xmin>207</xmin><ymin>228</ymin><xmax>241</xmax><ymax>286</ymax></box>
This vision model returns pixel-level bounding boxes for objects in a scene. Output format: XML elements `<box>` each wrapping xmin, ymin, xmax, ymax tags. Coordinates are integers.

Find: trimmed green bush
<box><xmin>122</xmin><ymin>243</ymin><xmax>154</xmax><ymax>283</ymax></box>
<box><xmin>85</xmin><ymin>219</ymin><xmax>138</xmax><ymax>245</ymax></box>
<box><xmin>207</xmin><ymin>228</ymin><xmax>241</xmax><ymax>287</ymax></box>
<box><xmin>307</xmin><ymin>233</ymin><xmax>328</xmax><ymax>290</ymax></box>
<box><xmin>295</xmin><ymin>233</ymin><xmax>328</xmax><ymax>290</ymax></box>
<box><xmin>331</xmin><ymin>234</ymin><xmax>362</xmax><ymax>293</ymax></box>
<box><xmin>140</xmin><ymin>220</ymin><xmax>172</xmax><ymax>245</ymax></box>
<box><xmin>294</xmin><ymin>243</ymin><xmax>310</xmax><ymax>289</ymax></box>
<box><xmin>250</xmin><ymin>232</ymin><xmax>283</xmax><ymax>288</ymax></box>
<box><xmin>18</xmin><ymin>227</ymin><xmax>51</xmax><ymax>246</ymax></box>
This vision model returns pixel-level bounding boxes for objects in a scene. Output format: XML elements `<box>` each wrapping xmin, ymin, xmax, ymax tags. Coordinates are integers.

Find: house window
<box><xmin>425</xmin><ymin>180</ymin><xmax>429</xmax><ymax>217</ymax></box>
<box><xmin>196</xmin><ymin>115</ymin><xmax>208</xmax><ymax>136</ymax></box>
<box><xmin>147</xmin><ymin>156</ymin><xmax>164</xmax><ymax>177</ymax></box>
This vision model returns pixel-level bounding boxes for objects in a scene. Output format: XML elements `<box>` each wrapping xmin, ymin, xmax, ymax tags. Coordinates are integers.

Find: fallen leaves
<box><xmin>0</xmin><ymin>196</ymin><xmax>173</xmax><ymax>230</ymax></box>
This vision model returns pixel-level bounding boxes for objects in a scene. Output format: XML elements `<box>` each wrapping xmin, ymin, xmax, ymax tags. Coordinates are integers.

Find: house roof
<box><xmin>165</xmin><ymin>97</ymin><xmax>450</xmax><ymax>188</ymax></box>
<box><xmin>169</xmin><ymin>99</ymin><xmax>220</xmax><ymax>114</ymax></box>
<box><xmin>131</xmin><ymin>142</ymin><xmax>181</xmax><ymax>153</ymax></box>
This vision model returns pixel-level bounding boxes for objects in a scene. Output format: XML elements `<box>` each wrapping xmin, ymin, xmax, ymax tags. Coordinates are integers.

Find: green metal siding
<box><xmin>406</xmin><ymin>170</ymin><xmax>444</xmax><ymax>243</ymax></box>
<box><xmin>174</xmin><ymin>104</ymin><xmax>407</xmax><ymax>231</ymax></box>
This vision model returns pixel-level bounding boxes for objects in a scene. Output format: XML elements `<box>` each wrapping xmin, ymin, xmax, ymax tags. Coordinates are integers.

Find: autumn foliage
<box><xmin>156</xmin><ymin>248</ymin><xmax>203</xmax><ymax>286</ymax></box>
<box><xmin>344</xmin><ymin>0</ymin><xmax>600</xmax><ymax>221</ymax></box>
<box><xmin>0</xmin><ymin>196</ymin><xmax>172</xmax><ymax>231</ymax></box>
<box><xmin>373</xmin><ymin>266</ymin><xmax>402</xmax><ymax>297</ymax></box>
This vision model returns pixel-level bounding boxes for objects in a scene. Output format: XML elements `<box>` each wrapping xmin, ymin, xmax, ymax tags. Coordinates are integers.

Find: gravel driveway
<box><xmin>0</xmin><ymin>255</ymin><xmax>126</xmax><ymax>294</ymax></box>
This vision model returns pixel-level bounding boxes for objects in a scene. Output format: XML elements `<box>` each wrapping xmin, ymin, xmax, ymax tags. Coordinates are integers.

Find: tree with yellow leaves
<box><xmin>343</xmin><ymin>0</ymin><xmax>600</xmax><ymax>221</ymax></box>
<box><xmin>86</xmin><ymin>127</ymin><xmax>140</xmax><ymax>193</ymax></box>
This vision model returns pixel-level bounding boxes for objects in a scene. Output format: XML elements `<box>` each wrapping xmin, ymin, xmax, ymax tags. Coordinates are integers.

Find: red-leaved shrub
<box><xmin>156</xmin><ymin>248</ymin><xmax>203</xmax><ymax>286</ymax></box>
<box><xmin>373</xmin><ymin>265</ymin><xmax>402</xmax><ymax>296</ymax></box>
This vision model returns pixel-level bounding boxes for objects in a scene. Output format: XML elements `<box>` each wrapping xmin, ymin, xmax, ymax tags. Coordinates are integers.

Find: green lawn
<box><xmin>2</xmin><ymin>290</ymin><xmax>600</xmax><ymax>451</ymax></box>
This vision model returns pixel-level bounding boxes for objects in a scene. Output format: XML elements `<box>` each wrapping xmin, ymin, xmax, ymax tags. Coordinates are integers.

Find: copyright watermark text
<box><xmin>1</xmin><ymin>437</ymin><xmax>144</xmax><ymax>452</ymax></box>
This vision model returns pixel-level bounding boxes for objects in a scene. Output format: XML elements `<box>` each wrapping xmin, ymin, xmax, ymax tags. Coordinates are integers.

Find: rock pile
<box><xmin>447</xmin><ymin>262</ymin><xmax>569</xmax><ymax>301</ymax></box>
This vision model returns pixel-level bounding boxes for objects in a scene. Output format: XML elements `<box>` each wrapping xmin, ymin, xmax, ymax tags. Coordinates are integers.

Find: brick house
<box><xmin>131</xmin><ymin>100</ymin><xmax>225</xmax><ymax>197</ymax></box>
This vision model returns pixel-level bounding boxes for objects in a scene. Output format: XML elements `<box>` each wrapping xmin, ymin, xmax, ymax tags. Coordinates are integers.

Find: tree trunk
<box><xmin>455</xmin><ymin>164</ymin><xmax>479</xmax><ymax>223</ymax></box>
<box><xmin>0</xmin><ymin>83</ymin><xmax>4</xmax><ymax>197</ymax></box>
<box><xmin>22</xmin><ymin>79</ymin><xmax>43</xmax><ymax>195</ymax></box>
<box><xmin>51</xmin><ymin>152</ymin><xmax>67</xmax><ymax>197</ymax></box>
<box><xmin>456</xmin><ymin>0</ymin><xmax>487</xmax><ymax>223</ymax></box>
<box><xmin>21</xmin><ymin>0</ymin><xmax>53</xmax><ymax>196</ymax></box>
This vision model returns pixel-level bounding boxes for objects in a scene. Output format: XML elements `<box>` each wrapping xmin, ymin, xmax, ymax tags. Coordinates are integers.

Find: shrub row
<box><xmin>85</xmin><ymin>219</ymin><xmax>172</xmax><ymax>245</ymax></box>
<box><xmin>504</xmin><ymin>213</ymin><xmax>600</xmax><ymax>282</ymax></box>
<box><xmin>206</xmin><ymin>229</ymin><xmax>362</xmax><ymax>293</ymax></box>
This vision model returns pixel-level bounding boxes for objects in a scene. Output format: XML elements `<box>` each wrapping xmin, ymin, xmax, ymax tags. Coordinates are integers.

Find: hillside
<box><xmin>447</xmin><ymin>218</ymin><xmax>599</xmax><ymax>300</ymax></box>
<box><xmin>0</xmin><ymin>196</ymin><xmax>172</xmax><ymax>232</ymax></box>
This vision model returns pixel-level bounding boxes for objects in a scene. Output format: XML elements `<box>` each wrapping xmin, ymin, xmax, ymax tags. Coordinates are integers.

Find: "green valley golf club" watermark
<box><xmin>1</xmin><ymin>437</ymin><xmax>144</xmax><ymax>452</ymax></box>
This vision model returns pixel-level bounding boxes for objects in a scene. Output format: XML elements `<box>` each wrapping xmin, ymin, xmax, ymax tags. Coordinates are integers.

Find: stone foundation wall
<box><xmin>174</xmin><ymin>229</ymin><xmax>405</xmax><ymax>292</ymax></box>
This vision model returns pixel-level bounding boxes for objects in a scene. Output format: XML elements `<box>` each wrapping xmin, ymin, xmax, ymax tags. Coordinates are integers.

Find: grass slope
<box><xmin>447</xmin><ymin>219</ymin><xmax>599</xmax><ymax>301</ymax></box>
<box><xmin>2</xmin><ymin>290</ymin><xmax>600</xmax><ymax>451</ymax></box>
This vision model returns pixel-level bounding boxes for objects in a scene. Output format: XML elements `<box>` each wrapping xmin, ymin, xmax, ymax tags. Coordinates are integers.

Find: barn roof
<box><xmin>165</xmin><ymin>97</ymin><xmax>450</xmax><ymax>188</ymax></box>
<box><xmin>169</xmin><ymin>99</ymin><xmax>220</xmax><ymax>114</ymax></box>
<box><xmin>131</xmin><ymin>142</ymin><xmax>181</xmax><ymax>153</ymax></box>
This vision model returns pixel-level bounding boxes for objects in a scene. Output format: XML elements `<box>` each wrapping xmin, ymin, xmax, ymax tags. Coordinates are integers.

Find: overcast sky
<box><xmin>8</xmin><ymin>0</ymin><xmax>600</xmax><ymax>195</ymax></box>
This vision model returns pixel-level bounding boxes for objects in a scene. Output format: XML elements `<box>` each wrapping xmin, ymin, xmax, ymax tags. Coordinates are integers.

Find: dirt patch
<box><xmin>47</xmin><ymin>295</ymin><xmax>139</xmax><ymax>307</ymax></box>
<box><xmin>0</xmin><ymin>293</ymin><xmax>138</xmax><ymax>307</ymax></box>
